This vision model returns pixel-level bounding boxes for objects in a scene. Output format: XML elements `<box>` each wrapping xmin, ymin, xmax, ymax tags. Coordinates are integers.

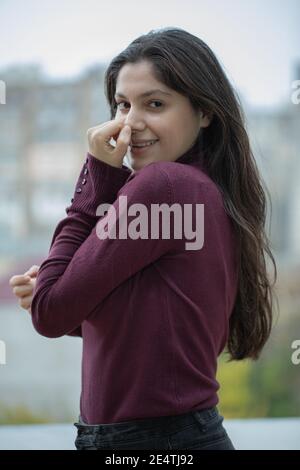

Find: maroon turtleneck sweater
<box><xmin>31</xmin><ymin>140</ymin><xmax>239</xmax><ymax>424</ymax></box>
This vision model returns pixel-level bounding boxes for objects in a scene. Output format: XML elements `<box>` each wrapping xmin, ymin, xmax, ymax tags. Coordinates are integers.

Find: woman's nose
<box><xmin>124</xmin><ymin>108</ymin><xmax>145</xmax><ymax>131</ymax></box>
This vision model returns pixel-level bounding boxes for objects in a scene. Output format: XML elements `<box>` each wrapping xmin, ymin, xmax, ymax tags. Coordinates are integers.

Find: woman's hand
<box><xmin>9</xmin><ymin>265</ymin><xmax>40</xmax><ymax>315</ymax></box>
<box><xmin>87</xmin><ymin>118</ymin><xmax>132</xmax><ymax>168</ymax></box>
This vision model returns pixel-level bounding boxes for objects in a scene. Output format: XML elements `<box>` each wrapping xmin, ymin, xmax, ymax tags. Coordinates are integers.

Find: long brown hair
<box><xmin>104</xmin><ymin>27</ymin><xmax>278</xmax><ymax>361</ymax></box>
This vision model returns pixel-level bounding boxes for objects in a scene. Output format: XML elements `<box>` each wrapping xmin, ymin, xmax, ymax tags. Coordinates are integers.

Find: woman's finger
<box><xmin>114</xmin><ymin>125</ymin><xmax>132</xmax><ymax>157</ymax></box>
<box><xmin>24</xmin><ymin>265</ymin><xmax>40</xmax><ymax>277</ymax></box>
<box><xmin>90</xmin><ymin>119</ymin><xmax>124</xmax><ymax>144</ymax></box>
<box><xmin>9</xmin><ymin>274</ymin><xmax>31</xmax><ymax>287</ymax></box>
<box><xmin>87</xmin><ymin>118</ymin><xmax>130</xmax><ymax>166</ymax></box>
<box><xmin>18</xmin><ymin>295</ymin><xmax>33</xmax><ymax>310</ymax></box>
<box><xmin>13</xmin><ymin>283</ymin><xmax>34</xmax><ymax>298</ymax></box>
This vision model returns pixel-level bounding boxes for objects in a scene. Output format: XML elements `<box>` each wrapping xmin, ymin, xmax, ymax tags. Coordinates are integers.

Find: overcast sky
<box><xmin>0</xmin><ymin>0</ymin><xmax>299</xmax><ymax>109</ymax></box>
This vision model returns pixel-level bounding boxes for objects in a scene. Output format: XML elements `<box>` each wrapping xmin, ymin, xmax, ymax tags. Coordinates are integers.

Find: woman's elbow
<box><xmin>31</xmin><ymin>296</ymin><xmax>65</xmax><ymax>339</ymax></box>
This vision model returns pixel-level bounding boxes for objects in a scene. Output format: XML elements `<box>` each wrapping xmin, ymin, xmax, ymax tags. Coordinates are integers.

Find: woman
<box><xmin>9</xmin><ymin>27</ymin><xmax>277</xmax><ymax>450</ymax></box>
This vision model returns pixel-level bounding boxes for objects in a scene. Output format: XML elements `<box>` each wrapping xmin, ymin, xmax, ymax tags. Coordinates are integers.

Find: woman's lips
<box><xmin>130</xmin><ymin>140</ymin><xmax>159</xmax><ymax>155</ymax></box>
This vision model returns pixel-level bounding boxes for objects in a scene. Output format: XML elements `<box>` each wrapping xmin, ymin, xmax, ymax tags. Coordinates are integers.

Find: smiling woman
<box><xmin>112</xmin><ymin>61</ymin><xmax>211</xmax><ymax>171</ymax></box>
<box><xmin>9</xmin><ymin>26</ymin><xmax>277</xmax><ymax>451</ymax></box>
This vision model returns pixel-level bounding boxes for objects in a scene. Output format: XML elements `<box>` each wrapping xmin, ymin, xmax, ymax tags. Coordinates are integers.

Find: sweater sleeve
<box><xmin>31</xmin><ymin>162</ymin><xmax>182</xmax><ymax>338</ymax></box>
<box><xmin>32</xmin><ymin>152</ymin><xmax>132</xmax><ymax>338</ymax></box>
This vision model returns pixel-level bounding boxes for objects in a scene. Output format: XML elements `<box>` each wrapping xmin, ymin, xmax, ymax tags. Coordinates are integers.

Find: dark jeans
<box><xmin>73</xmin><ymin>406</ymin><xmax>235</xmax><ymax>450</ymax></box>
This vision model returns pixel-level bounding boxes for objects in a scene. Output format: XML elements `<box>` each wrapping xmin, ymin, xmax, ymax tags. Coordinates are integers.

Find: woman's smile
<box><xmin>130</xmin><ymin>139</ymin><xmax>159</xmax><ymax>156</ymax></box>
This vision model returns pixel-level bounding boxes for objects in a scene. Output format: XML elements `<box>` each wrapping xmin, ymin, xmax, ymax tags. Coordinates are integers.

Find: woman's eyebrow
<box><xmin>114</xmin><ymin>89</ymin><xmax>172</xmax><ymax>99</ymax></box>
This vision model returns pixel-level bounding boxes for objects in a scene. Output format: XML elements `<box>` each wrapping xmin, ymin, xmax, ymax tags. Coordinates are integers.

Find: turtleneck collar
<box><xmin>175</xmin><ymin>134</ymin><xmax>206</xmax><ymax>172</ymax></box>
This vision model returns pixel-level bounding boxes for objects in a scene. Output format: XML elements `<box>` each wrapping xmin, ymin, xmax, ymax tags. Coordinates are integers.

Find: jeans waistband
<box><xmin>74</xmin><ymin>406</ymin><xmax>219</xmax><ymax>437</ymax></box>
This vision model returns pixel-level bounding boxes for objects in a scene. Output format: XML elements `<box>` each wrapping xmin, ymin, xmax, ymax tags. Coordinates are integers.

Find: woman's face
<box><xmin>114</xmin><ymin>60</ymin><xmax>210</xmax><ymax>171</ymax></box>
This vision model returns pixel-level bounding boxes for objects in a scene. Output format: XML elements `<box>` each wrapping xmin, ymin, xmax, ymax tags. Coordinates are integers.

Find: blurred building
<box><xmin>0</xmin><ymin>63</ymin><xmax>110</xmax><ymax>257</ymax></box>
<box><xmin>0</xmin><ymin>62</ymin><xmax>299</xmax><ymax>261</ymax></box>
<box><xmin>247</xmin><ymin>83</ymin><xmax>300</xmax><ymax>262</ymax></box>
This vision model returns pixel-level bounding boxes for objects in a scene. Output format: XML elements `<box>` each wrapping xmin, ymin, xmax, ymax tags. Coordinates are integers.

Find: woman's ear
<box><xmin>199</xmin><ymin>110</ymin><xmax>213</xmax><ymax>129</ymax></box>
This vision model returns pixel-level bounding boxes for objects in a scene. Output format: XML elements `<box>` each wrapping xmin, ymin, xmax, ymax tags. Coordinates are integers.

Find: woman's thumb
<box><xmin>117</xmin><ymin>124</ymin><xmax>131</xmax><ymax>148</ymax></box>
<box><xmin>24</xmin><ymin>265</ymin><xmax>40</xmax><ymax>277</ymax></box>
<box><xmin>115</xmin><ymin>125</ymin><xmax>131</xmax><ymax>155</ymax></box>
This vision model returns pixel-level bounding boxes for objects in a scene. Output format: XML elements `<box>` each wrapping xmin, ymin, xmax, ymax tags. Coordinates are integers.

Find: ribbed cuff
<box><xmin>66</xmin><ymin>153</ymin><xmax>132</xmax><ymax>218</ymax></box>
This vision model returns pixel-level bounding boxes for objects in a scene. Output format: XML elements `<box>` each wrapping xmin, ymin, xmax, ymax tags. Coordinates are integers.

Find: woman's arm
<box><xmin>30</xmin><ymin>162</ymin><xmax>182</xmax><ymax>338</ymax></box>
<box><xmin>32</xmin><ymin>152</ymin><xmax>132</xmax><ymax>338</ymax></box>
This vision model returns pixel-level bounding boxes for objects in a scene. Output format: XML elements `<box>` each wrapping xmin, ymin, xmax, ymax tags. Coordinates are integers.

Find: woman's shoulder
<box><xmin>126</xmin><ymin>159</ymin><xmax>209</xmax><ymax>185</ymax></box>
<box><xmin>117</xmin><ymin>161</ymin><xmax>175</xmax><ymax>204</ymax></box>
<box><xmin>119</xmin><ymin>159</ymin><xmax>220</xmax><ymax>206</ymax></box>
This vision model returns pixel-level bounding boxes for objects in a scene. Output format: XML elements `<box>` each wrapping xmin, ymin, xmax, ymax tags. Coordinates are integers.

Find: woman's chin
<box><xmin>129</xmin><ymin>154</ymin><xmax>152</xmax><ymax>171</ymax></box>
<box><xmin>131</xmin><ymin>159</ymin><xmax>145</xmax><ymax>171</ymax></box>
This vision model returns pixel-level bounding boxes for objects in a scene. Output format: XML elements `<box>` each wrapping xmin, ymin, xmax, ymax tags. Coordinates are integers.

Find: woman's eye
<box><xmin>116</xmin><ymin>100</ymin><xmax>163</xmax><ymax>110</ymax></box>
<box><xmin>116</xmin><ymin>101</ymin><xmax>129</xmax><ymax>110</ymax></box>
<box><xmin>149</xmin><ymin>100</ymin><xmax>163</xmax><ymax>108</ymax></box>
